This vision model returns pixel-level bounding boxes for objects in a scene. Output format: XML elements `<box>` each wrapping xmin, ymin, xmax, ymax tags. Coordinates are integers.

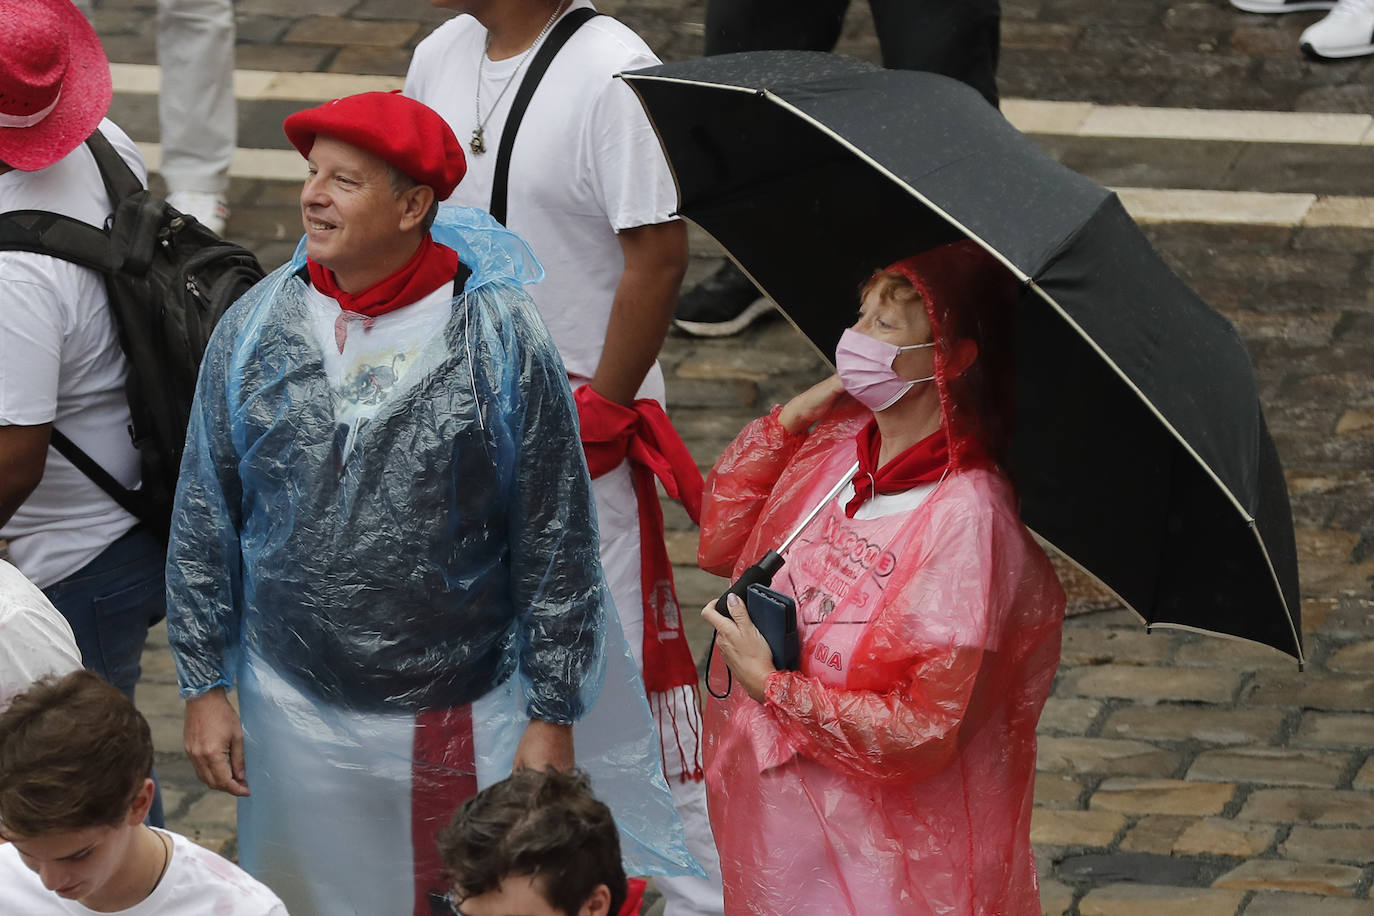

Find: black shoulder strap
<box><xmin>0</xmin><ymin>127</ymin><xmax>139</xmax><ymax>270</ymax></box>
<box><xmin>489</xmin><ymin>7</ymin><xmax>601</xmax><ymax>226</ymax></box>
<box><xmin>49</xmin><ymin>430</ymin><xmax>151</xmax><ymax>523</ymax></box>
<box><xmin>84</xmin><ymin>128</ymin><xmax>144</xmax><ymax>206</ymax></box>
<box><xmin>0</xmin><ymin>209</ymin><xmax>120</xmax><ymax>271</ymax></box>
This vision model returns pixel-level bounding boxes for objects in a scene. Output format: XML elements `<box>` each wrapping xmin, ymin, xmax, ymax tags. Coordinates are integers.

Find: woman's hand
<box><xmin>777</xmin><ymin>374</ymin><xmax>846</xmax><ymax>435</ymax></box>
<box><xmin>702</xmin><ymin>593</ymin><xmax>777</xmax><ymax>702</ymax></box>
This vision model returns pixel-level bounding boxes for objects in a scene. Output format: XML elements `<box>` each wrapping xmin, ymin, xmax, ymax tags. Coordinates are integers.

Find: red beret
<box><xmin>283</xmin><ymin>91</ymin><xmax>466</xmax><ymax>199</ymax></box>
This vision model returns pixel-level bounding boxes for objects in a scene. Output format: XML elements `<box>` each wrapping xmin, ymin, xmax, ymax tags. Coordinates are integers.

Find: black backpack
<box><xmin>0</xmin><ymin>129</ymin><xmax>265</xmax><ymax>539</ymax></box>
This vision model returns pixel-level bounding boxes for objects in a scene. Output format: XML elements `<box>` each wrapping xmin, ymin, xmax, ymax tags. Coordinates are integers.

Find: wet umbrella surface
<box><xmin>622</xmin><ymin>51</ymin><xmax>1302</xmax><ymax>663</ymax></box>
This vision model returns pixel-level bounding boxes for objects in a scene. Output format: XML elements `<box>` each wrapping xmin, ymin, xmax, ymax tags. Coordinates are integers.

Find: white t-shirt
<box><xmin>0</xmin><ymin>829</ymin><xmax>287</xmax><ymax>916</ymax></box>
<box><xmin>0</xmin><ymin>120</ymin><xmax>148</xmax><ymax>587</ymax></box>
<box><xmin>406</xmin><ymin>2</ymin><xmax>677</xmax><ymax>398</ymax></box>
<box><xmin>305</xmin><ymin>277</ymin><xmax>457</xmax><ymax>463</ymax></box>
<box><xmin>0</xmin><ymin>559</ymin><xmax>81</xmax><ymax>709</ymax></box>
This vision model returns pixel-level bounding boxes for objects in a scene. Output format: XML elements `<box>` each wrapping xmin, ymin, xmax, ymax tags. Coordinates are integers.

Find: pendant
<box><xmin>470</xmin><ymin>127</ymin><xmax>486</xmax><ymax>155</ymax></box>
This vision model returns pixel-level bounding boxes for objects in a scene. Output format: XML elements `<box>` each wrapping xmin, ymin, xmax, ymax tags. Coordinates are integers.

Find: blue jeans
<box><xmin>43</xmin><ymin>525</ymin><xmax>168</xmax><ymax>827</ymax></box>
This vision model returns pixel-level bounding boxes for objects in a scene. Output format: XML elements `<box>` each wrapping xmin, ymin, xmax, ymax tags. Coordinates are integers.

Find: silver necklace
<box><xmin>471</xmin><ymin>1</ymin><xmax>567</xmax><ymax>155</ymax></box>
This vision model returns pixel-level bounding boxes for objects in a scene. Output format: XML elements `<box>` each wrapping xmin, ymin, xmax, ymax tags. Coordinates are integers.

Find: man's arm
<box><xmin>513</xmin><ymin>719</ymin><xmax>575</xmax><ymax>772</ymax></box>
<box><xmin>588</xmin><ymin>220</ymin><xmax>688</xmax><ymax>405</ymax></box>
<box><xmin>0</xmin><ymin>423</ymin><xmax>51</xmax><ymax>528</ymax></box>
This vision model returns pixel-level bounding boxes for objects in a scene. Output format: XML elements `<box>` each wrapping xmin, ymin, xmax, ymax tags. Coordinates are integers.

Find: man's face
<box><xmin>300</xmin><ymin>135</ymin><xmax>413</xmax><ymax>289</ymax></box>
<box><xmin>6</xmin><ymin>823</ymin><xmax>137</xmax><ymax>905</ymax></box>
<box><xmin>453</xmin><ymin>874</ymin><xmax>611</xmax><ymax>916</ymax></box>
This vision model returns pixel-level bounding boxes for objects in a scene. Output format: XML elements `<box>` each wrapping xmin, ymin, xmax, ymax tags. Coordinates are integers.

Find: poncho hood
<box><xmin>883</xmin><ymin>240</ymin><xmax>1020</xmax><ymax>475</ymax></box>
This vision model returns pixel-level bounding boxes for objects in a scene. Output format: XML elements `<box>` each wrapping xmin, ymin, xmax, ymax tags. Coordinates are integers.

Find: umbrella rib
<box><xmin>1032</xmin><ymin>525</ymin><xmax>1304</xmax><ymax>665</ymax></box>
<box><xmin>1022</xmin><ymin>277</ymin><xmax>1254</xmax><ymax>524</ymax></box>
<box><xmin>1027</xmin><ymin>272</ymin><xmax>1302</xmax><ymax>659</ymax></box>
<box><xmin>1245</xmin><ymin>518</ymin><xmax>1306</xmax><ymax>663</ymax></box>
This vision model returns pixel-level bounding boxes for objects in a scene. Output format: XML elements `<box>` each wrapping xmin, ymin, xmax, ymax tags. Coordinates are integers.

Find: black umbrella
<box><xmin>622</xmin><ymin>51</ymin><xmax>1303</xmax><ymax>664</ymax></box>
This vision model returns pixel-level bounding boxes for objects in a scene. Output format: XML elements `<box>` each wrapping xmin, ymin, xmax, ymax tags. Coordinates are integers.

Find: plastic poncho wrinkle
<box><xmin>697</xmin><ymin>241</ymin><xmax>1062</xmax><ymax>915</ymax></box>
<box><xmin>169</xmin><ymin>207</ymin><xmax>599</xmax><ymax>718</ymax></box>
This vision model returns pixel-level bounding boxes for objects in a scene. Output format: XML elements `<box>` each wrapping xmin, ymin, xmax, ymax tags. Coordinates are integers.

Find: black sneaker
<box><xmin>674</xmin><ymin>261</ymin><xmax>776</xmax><ymax>337</ymax></box>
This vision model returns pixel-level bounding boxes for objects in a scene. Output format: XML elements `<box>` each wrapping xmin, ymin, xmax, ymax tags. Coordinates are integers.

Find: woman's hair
<box><xmin>0</xmin><ymin>670</ymin><xmax>153</xmax><ymax>838</ymax></box>
<box><xmin>437</xmin><ymin>768</ymin><xmax>627</xmax><ymax>915</ymax></box>
<box><xmin>859</xmin><ymin>268</ymin><xmax>923</xmax><ymax>312</ymax></box>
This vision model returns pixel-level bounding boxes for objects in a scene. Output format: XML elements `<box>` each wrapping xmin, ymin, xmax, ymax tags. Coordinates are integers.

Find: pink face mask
<box><xmin>835</xmin><ymin>327</ymin><xmax>936</xmax><ymax>412</ymax></box>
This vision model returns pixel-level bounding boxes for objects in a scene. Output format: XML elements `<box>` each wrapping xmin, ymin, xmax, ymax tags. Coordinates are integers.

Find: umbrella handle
<box><xmin>704</xmin><ymin>551</ymin><xmax>785</xmax><ymax>700</ymax></box>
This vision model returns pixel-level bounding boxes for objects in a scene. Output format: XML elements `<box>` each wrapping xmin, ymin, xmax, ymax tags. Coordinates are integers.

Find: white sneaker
<box><xmin>166</xmin><ymin>190</ymin><xmax>229</xmax><ymax>236</ymax></box>
<box><xmin>1230</xmin><ymin>0</ymin><xmax>1335</xmax><ymax>12</ymax></box>
<box><xmin>1300</xmin><ymin>0</ymin><xmax>1374</xmax><ymax>57</ymax></box>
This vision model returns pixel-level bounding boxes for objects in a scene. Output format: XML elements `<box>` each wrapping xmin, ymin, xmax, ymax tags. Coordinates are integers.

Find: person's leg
<box><xmin>869</xmin><ymin>0</ymin><xmax>1002</xmax><ymax>107</ymax></box>
<box><xmin>156</xmin><ymin>0</ymin><xmax>236</xmax><ymax>234</ymax></box>
<box><xmin>42</xmin><ymin>526</ymin><xmax>167</xmax><ymax>826</ymax></box>
<box><xmin>704</xmin><ymin>0</ymin><xmax>849</xmax><ymax>55</ymax></box>
<box><xmin>679</xmin><ymin>0</ymin><xmax>853</xmax><ymax>337</ymax></box>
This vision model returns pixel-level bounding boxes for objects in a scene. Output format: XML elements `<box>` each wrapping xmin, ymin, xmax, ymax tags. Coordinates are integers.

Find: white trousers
<box><xmin>74</xmin><ymin>0</ymin><xmax>235</xmax><ymax>194</ymax></box>
<box><xmin>593</xmin><ymin>463</ymin><xmax>725</xmax><ymax>916</ymax></box>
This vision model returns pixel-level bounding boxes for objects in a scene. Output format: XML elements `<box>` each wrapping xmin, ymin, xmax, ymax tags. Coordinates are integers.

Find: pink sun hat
<box><xmin>0</xmin><ymin>0</ymin><xmax>113</xmax><ymax>171</ymax></box>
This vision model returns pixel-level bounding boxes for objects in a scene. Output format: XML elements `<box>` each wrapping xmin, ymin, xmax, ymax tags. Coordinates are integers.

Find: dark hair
<box><xmin>437</xmin><ymin>768</ymin><xmax>627</xmax><ymax>915</ymax></box>
<box><xmin>0</xmin><ymin>671</ymin><xmax>153</xmax><ymax>838</ymax></box>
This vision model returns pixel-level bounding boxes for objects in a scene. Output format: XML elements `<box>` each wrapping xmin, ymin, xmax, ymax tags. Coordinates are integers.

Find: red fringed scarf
<box><xmin>574</xmin><ymin>385</ymin><xmax>705</xmax><ymax>782</ymax></box>
<box><xmin>307</xmin><ymin>234</ymin><xmax>459</xmax><ymax>352</ymax></box>
<box><xmin>845</xmin><ymin>419</ymin><xmax>950</xmax><ymax>518</ymax></box>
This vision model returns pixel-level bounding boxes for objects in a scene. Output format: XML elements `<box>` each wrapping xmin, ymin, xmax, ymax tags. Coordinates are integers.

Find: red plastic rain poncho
<box><xmin>698</xmin><ymin>243</ymin><xmax>1066</xmax><ymax>915</ymax></box>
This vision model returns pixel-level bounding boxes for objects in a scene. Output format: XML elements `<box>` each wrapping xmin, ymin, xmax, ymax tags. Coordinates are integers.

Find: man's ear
<box><xmin>578</xmin><ymin>884</ymin><xmax>613</xmax><ymax>916</ymax></box>
<box><xmin>399</xmin><ymin>184</ymin><xmax>436</xmax><ymax>231</ymax></box>
<box><xmin>124</xmin><ymin>778</ymin><xmax>157</xmax><ymax>826</ymax></box>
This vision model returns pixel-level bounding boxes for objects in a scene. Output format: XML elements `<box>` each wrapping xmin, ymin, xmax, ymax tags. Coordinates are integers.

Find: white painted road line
<box><xmin>112</xmin><ymin>63</ymin><xmax>1374</xmax><ymax>146</ymax></box>
<box><xmin>146</xmin><ymin>134</ymin><xmax>1370</xmax><ymax>228</ymax></box>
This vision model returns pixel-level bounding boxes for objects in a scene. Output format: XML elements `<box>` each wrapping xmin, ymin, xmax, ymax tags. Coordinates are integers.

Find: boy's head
<box><xmin>0</xmin><ymin>671</ymin><xmax>156</xmax><ymax>901</ymax></box>
<box><xmin>438</xmin><ymin>768</ymin><xmax>627</xmax><ymax>916</ymax></box>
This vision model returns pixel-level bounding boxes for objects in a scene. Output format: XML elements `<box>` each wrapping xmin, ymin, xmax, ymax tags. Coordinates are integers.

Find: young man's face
<box><xmin>7</xmin><ymin>822</ymin><xmax>139</xmax><ymax>904</ymax></box>
<box><xmin>453</xmin><ymin>874</ymin><xmax>612</xmax><ymax>916</ymax></box>
<box><xmin>1</xmin><ymin>777</ymin><xmax>154</xmax><ymax>909</ymax></box>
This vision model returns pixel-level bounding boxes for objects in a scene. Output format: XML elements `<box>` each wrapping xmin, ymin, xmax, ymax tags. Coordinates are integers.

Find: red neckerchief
<box><xmin>844</xmin><ymin>419</ymin><xmax>949</xmax><ymax>518</ymax></box>
<box><xmin>574</xmin><ymin>384</ymin><xmax>705</xmax><ymax>782</ymax></box>
<box><xmin>307</xmin><ymin>233</ymin><xmax>459</xmax><ymax>316</ymax></box>
<box><xmin>620</xmin><ymin>878</ymin><xmax>648</xmax><ymax>916</ymax></box>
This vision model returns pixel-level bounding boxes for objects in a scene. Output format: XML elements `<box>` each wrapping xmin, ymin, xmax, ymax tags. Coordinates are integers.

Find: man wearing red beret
<box><xmin>163</xmin><ymin>91</ymin><xmax>697</xmax><ymax>916</ymax></box>
<box><xmin>407</xmin><ymin>6</ymin><xmax>723</xmax><ymax>914</ymax></box>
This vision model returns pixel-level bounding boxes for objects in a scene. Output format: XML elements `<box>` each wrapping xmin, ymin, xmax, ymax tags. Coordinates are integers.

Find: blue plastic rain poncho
<box><xmin>165</xmin><ymin>207</ymin><xmax>699</xmax><ymax>916</ymax></box>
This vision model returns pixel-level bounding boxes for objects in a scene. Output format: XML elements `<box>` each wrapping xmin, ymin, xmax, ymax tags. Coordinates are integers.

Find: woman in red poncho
<box><xmin>698</xmin><ymin>241</ymin><xmax>1066</xmax><ymax>915</ymax></box>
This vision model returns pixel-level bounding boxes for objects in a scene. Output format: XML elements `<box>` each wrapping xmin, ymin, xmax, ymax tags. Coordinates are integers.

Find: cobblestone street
<box><xmin>77</xmin><ymin>0</ymin><xmax>1374</xmax><ymax>912</ymax></box>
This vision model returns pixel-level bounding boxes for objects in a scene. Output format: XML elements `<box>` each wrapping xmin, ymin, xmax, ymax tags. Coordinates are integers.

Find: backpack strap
<box><xmin>0</xmin><ymin>126</ymin><xmax>139</xmax><ymax>271</ymax></box>
<box><xmin>488</xmin><ymin>6</ymin><xmax>601</xmax><ymax>226</ymax></box>
<box><xmin>0</xmin><ymin>209</ymin><xmax>121</xmax><ymax>272</ymax></box>
<box><xmin>453</xmin><ymin>260</ymin><xmax>473</xmax><ymax>297</ymax></box>
<box><xmin>84</xmin><ymin>128</ymin><xmax>145</xmax><ymax>207</ymax></box>
<box><xmin>49</xmin><ymin>430</ymin><xmax>154</xmax><ymax>525</ymax></box>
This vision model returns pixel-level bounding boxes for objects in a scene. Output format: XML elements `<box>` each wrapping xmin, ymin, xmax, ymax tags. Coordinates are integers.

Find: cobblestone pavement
<box><xmin>80</xmin><ymin>1</ymin><xmax>1374</xmax><ymax>913</ymax></box>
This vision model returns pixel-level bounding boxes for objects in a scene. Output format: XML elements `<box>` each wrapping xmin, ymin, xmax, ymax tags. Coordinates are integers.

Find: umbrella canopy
<box><xmin>622</xmin><ymin>51</ymin><xmax>1302</xmax><ymax>663</ymax></box>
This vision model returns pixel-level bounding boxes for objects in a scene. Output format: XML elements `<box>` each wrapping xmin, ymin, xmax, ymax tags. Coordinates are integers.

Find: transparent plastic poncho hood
<box><xmin>165</xmin><ymin>207</ymin><xmax>700</xmax><ymax>913</ymax></box>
